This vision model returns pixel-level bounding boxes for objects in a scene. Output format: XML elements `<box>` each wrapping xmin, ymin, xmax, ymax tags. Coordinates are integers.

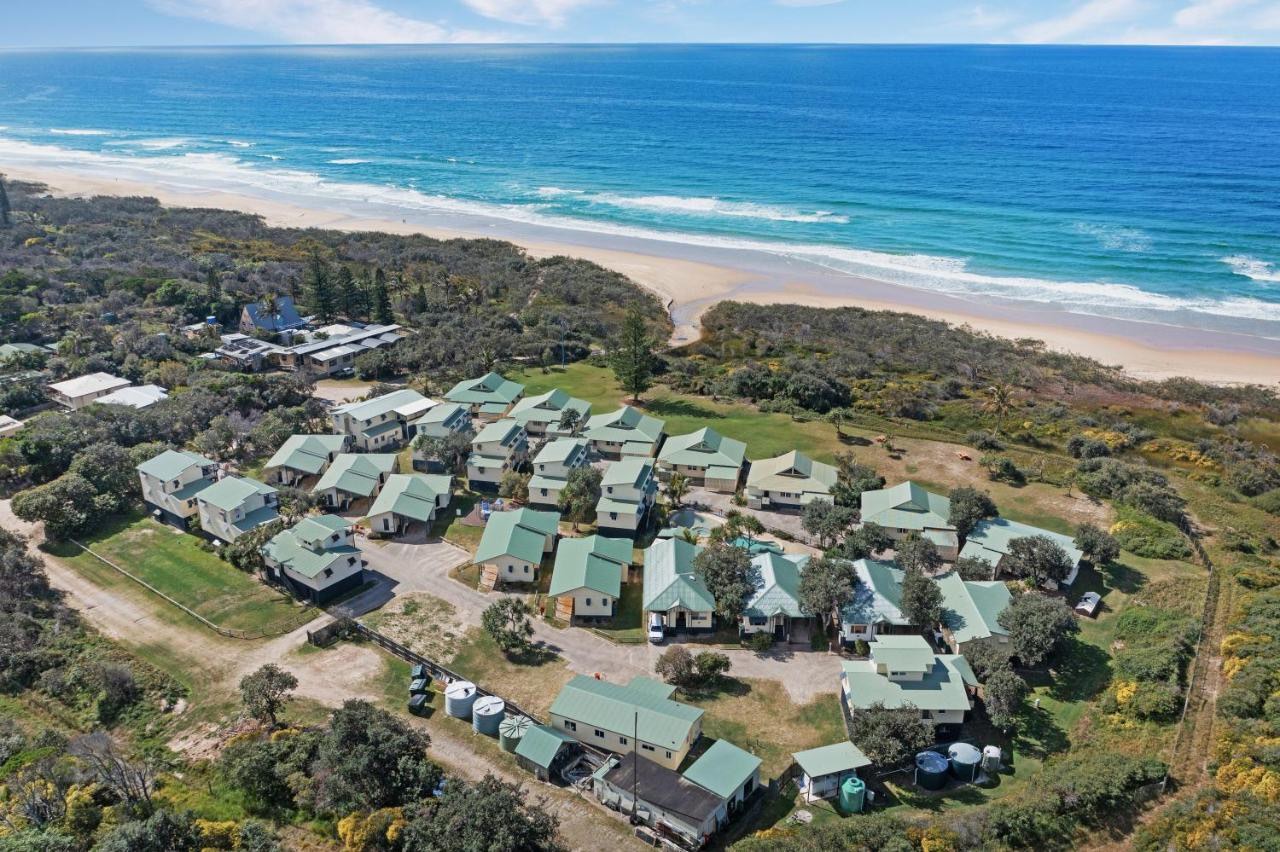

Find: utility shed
<box><xmin>594</xmin><ymin>754</ymin><xmax>723</xmax><ymax>846</ymax></box>
<box><xmin>682</xmin><ymin>739</ymin><xmax>762</xmax><ymax>815</ymax></box>
<box><xmin>792</xmin><ymin>741</ymin><xmax>872</xmax><ymax>802</ymax></box>
<box><xmin>514</xmin><ymin>724</ymin><xmax>578</xmax><ymax>781</ymax></box>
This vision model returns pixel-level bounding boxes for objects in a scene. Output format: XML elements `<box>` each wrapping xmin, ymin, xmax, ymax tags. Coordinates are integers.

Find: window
<box><xmin>640</xmin><ymin>743</ymin><xmax>654</xmax><ymax>752</ymax></box>
<box><xmin>564</xmin><ymin>720</ymin><xmax>577</xmax><ymax>731</ymax></box>
<box><xmin>619</xmin><ymin>736</ymin><xmax>628</xmax><ymax>745</ymax></box>
<box><xmin>523</xmin><ymin>565</ymin><xmax>530</xmax><ymax>574</ymax></box>
<box><xmin>323</xmin><ymin>568</ymin><xmax>333</xmax><ymax>578</ymax></box>
<box><xmin>665</xmin><ymin>751</ymin><xmax>672</xmax><ymax>760</ymax></box>
<box><xmin>594</xmin><ymin>729</ymin><xmax>604</xmax><ymax>739</ymax></box>
<box><xmin>585</xmin><ymin>598</ymin><xmax>592</xmax><ymax>606</ymax></box>
<box><xmin>749</xmin><ymin>616</ymin><xmax>767</xmax><ymax>626</ymax></box>
<box><xmin>610</xmin><ymin>512</ymin><xmax>618</xmax><ymax>521</ymax></box>
<box><xmin>850</xmin><ymin>624</ymin><xmax>868</xmax><ymax>632</ymax></box>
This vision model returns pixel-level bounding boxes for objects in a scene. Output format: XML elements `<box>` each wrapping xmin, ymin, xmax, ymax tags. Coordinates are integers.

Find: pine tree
<box><xmin>609</xmin><ymin>305</ymin><xmax>658</xmax><ymax>401</ymax></box>
<box><xmin>306</xmin><ymin>251</ymin><xmax>337</xmax><ymax>323</ymax></box>
<box><xmin>0</xmin><ymin>176</ymin><xmax>10</xmax><ymax>227</ymax></box>
<box><xmin>204</xmin><ymin>268</ymin><xmax>221</xmax><ymax>302</ymax></box>
<box><xmin>334</xmin><ymin>265</ymin><xmax>360</xmax><ymax>319</ymax></box>
<box><xmin>371</xmin><ymin>267</ymin><xmax>394</xmax><ymax>324</ymax></box>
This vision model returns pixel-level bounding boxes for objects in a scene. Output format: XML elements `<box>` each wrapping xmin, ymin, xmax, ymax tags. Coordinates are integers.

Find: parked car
<box><xmin>1074</xmin><ymin>591</ymin><xmax>1102</xmax><ymax>617</ymax></box>
<box><xmin>648</xmin><ymin>612</ymin><xmax>666</xmax><ymax>644</ymax></box>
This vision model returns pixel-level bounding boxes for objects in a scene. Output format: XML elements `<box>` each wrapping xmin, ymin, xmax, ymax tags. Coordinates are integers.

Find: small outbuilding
<box><xmin>792</xmin><ymin>741</ymin><xmax>872</xmax><ymax>803</ymax></box>
<box><xmin>682</xmin><ymin>739</ymin><xmax>762</xmax><ymax>819</ymax></box>
<box><xmin>514</xmin><ymin>724</ymin><xmax>579</xmax><ymax>782</ymax></box>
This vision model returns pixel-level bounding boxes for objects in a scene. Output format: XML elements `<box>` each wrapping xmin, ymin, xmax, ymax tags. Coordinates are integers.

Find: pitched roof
<box><xmin>48</xmin><ymin>372</ymin><xmax>130</xmax><ymax>398</ymax></box>
<box><xmin>313</xmin><ymin>454</ymin><xmax>397</xmax><ymax>497</ymax></box>
<box><xmin>265</xmin><ymin>434</ymin><xmax>348</xmax><ymax>475</ymax></box>
<box><xmin>242</xmin><ymin>295</ymin><xmax>305</xmax><ymax>332</ymax></box>
<box><xmin>744</xmin><ymin>552</ymin><xmax>810</xmax><ymax>618</ymax></box>
<box><xmin>413</xmin><ymin>401</ymin><xmax>469</xmax><ymax>428</ymax></box>
<box><xmin>682</xmin><ymin>739</ymin><xmax>762</xmax><ymax>799</ymax></box>
<box><xmin>746</xmin><ymin>450</ymin><xmax>839</xmax><ymax>495</ymax></box>
<box><xmin>136</xmin><ymin>449</ymin><xmax>216</xmax><ymax>481</ymax></box>
<box><xmin>472</xmin><ymin>418</ymin><xmax>525</xmax><ymax>446</ymax></box>
<box><xmin>550</xmin><ymin>675</ymin><xmax>703</xmax><ymax>750</ymax></box>
<box><xmin>368</xmin><ymin>473</ymin><xmax>451</xmax><ymax>522</ymax></box>
<box><xmin>860</xmin><ymin>481</ymin><xmax>953</xmax><ymax>532</ymax></box>
<box><xmin>508</xmin><ymin>388</ymin><xmax>591</xmax><ymax>426</ymax></box>
<box><xmin>261</xmin><ymin>515</ymin><xmax>360</xmax><ymax>579</ymax></box>
<box><xmin>870</xmin><ymin>635</ymin><xmax>937</xmax><ymax>672</ymax></box>
<box><xmin>514</xmin><ymin>724</ymin><xmax>577</xmax><ymax>769</ymax></box>
<box><xmin>197</xmin><ymin>475</ymin><xmax>276</xmax><ymax>512</ymax></box>
<box><xmin>602</xmin><ymin>457</ymin><xmax>655</xmax><ymax>489</ymax></box>
<box><xmin>443</xmin><ymin>372</ymin><xmax>524</xmax><ymax>406</ymax></box>
<box><xmin>473</xmin><ymin>508</ymin><xmax>560</xmax><ymax>564</ymax></box>
<box><xmin>548</xmin><ymin>535</ymin><xmax>631</xmax><ymax>597</ymax></box>
<box><xmin>936</xmin><ymin>571</ymin><xmax>1012</xmax><ymax>645</ymax></box>
<box><xmin>534</xmin><ymin>437</ymin><xmax>588</xmax><ymax>466</ymax></box>
<box><xmin>841</xmin><ymin>654</ymin><xmax>973</xmax><ymax>712</ymax></box>
<box><xmin>842</xmin><ymin>559</ymin><xmax>909</xmax><ymax>627</ymax></box>
<box><xmin>792</xmin><ymin>741</ymin><xmax>872</xmax><ymax>778</ymax></box>
<box><xmin>332</xmin><ymin>389</ymin><xmax>428</xmax><ymax>423</ymax></box>
<box><xmin>658</xmin><ymin>427</ymin><xmax>746</xmax><ymax>470</ymax></box>
<box><xmin>962</xmin><ymin>518</ymin><xmax>1084</xmax><ymax>571</ymax></box>
<box><xmin>642</xmin><ymin>538</ymin><xmax>715</xmax><ymax>613</ymax></box>
<box><xmin>583</xmin><ymin>406</ymin><xmax>665</xmax><ymax>445</ymax></box>
<box><xmin>94</xmin><ymin>384</ymin><xmax>168</xmax><ymax>409</ymax></box>
<box><xmin>600</xmin><ymin>754</ymin><xmax>723</xmax><ymax>824</ymax></box>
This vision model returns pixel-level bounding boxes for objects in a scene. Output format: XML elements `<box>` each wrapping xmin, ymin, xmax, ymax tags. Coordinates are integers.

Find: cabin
<box><xmin>312</xmin><ymin>453</ymin><xmax>398</xmax><ymax>511</ymax></box>
<box><xmin>261</xmin><ymin>515</ymin><xmax>365</xmax><ymax>604</ymax></box>
<box><xmin>195</xmin><ymin>475</ymin><xmax>279</xmax><ymax>544</ymax></box>
<box><xmin>592</xmin><ymin>755</ymin><xmax>721</xmax><ymax>846</ymax></box>
<box><xmin>443</xmin><ymin>372</ymin><xmax>525</xmax><ymax>422</ymax></box>
<box><xmin>514</xmin><ymin>724</ymin><xmax>580</xmax><ymax>782</ymax></box>
<box><xmin>466</xmin><ymin>419</ymin><xmax>529</xmax><ymax>491</ymax></box>
<box><xmin>93</xmin><ymin>384</ymin><xmax>168</xmax><ymax>409</ymax></box>
<box><xmin>473</xmin><ymin>508</ymin><xmax>560</xmax><ymax>585</ymax></box>
<box><xmin>840</xmin><ymin>635</ymin><xmax>975</xmax><ymax>727</ymax></box>
<box><xmin>214</xmin><ymin>334</ymin><xmax>281</xmax><ymax>372</ymax></box>
<box><xmin>643</xmin><ymin>538</ymin><xmax>715</xmax><ymax>635</ymax></box>
<box><xmin>683</xmin><ymin>740</ymin><xmax>763</xmax><ymax>824</ymax></box>
<box><xmin>596</xmin><ymin>457</ymin><xmax>658</xmax><ymax>536</ymax></box>
<box><xmin>936</xmin><ymin>571</ymin><xmax>1012</xmax><ymax>654</ymax></box>
<box><xmin>840</xmin><ymin>558</ymin><xmax>911</xmax><ymax>644</ymax></box>
<box><xmin>507</xmin><ymin>388</ymin><xmax>591</xmax><ymax>439</ymax></box>
<box><xmin>745</xmin><ymin>450</ymin><xmax>839</xmax><ymax>511</ymax></box>
<box><xmin>547</xmin><ymin>535</ymin><xmax>632</xmax><ymax>622</ymax></box>
<box><xmin>262</xmin><ymin>434</ymin><xmax>350</xmax><ymax>487</ymax></box>
<box><xmin>960</xmin><ymin>518</ymin><xmax>1084</xmax><ymax>588</ymax></box>
<box><xmin>582</xmin><ymin>405</ymin><xmax>666</xmax><ymax>459</ymax></box>
<box><xmin>47</xmin><ymin>372</ymin><xmax>130</xmax><ymax>410</ymax></box>
<box><xmin>528</xmin><ymin>437</ymin><xmax>590</xmax><ymax>509</ymax></box>
<box><xmin>740</xmin><ymin>552</ymin><xmax>812</xmax><ymax>643</ymax></box>
<box><xmin>136</xmin><ymin>449</ymin><xmax>219</xmax><ymax>530</ymax></box>
<box><xmin>859</xmin><ymin>481</ymin><xmax>959</xmax><ymax>560</ymax></box>
<box><xmin>549</xmin><ymin>675</ymin><xmax>704</xmax><ymax>770</ymax></box>
<box><xmin>792</xmin><ymin>741</ymin><xmax>872</xmax><ymax>803</ymax></box>
<box><xmin>656</xmin><ymin>427</ymin><xmax>747</xmax><ymax>493</ymax></box>
<box><xmin>366</xmin><ymin>473</ymin><xmax>453</xmax><ymax>536</ymax></box>
<box><xmin>239</xmin><ymin>295</ymin><xmax>307</xmax><ymax>339</ymax></box>
<box><xmin>329</xmin><ymin>389</ymin><xmax>431</xmax><ymax>452</ymax></box>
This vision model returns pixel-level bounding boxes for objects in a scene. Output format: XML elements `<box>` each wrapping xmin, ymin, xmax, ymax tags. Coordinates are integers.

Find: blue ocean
<box><xmin>1</xmin><ymin>45</ymin><xmax>1279</xmax><ymax>341</ymax></box>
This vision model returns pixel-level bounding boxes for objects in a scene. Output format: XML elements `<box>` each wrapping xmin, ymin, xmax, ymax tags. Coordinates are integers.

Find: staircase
<box><xmin>479</xmin><ymin>564</ymin><xmax>499</xmax><ymax>592</ymax></box>
<box><xmin>555</xmin><ymin>596</ymin><xmax>574</xmax><ymax>623</ymax></box>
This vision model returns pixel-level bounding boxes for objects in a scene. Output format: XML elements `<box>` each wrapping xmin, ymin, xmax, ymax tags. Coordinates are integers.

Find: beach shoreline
<box><xmin>6</xmin><ymin>162</ymin><xmax>1279</xmax><ymax>387</ymax></box>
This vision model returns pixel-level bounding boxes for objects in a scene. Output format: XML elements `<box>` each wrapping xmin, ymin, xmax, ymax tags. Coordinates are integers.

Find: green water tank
<box><xmin>838</xmin><ymin>776</ymin><xmax>866</xmax><ymax>814</ymax></box>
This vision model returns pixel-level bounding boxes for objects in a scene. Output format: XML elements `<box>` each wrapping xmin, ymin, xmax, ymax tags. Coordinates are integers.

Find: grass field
<box><xmin>590</xmin><ymin>580</ymin><xmax>646</xmax><ymax>643</ymax></box>
<box><xmin>52</xmin><ymin>512</ymin><xmax>315</xmax><ymax>635</ymax></box>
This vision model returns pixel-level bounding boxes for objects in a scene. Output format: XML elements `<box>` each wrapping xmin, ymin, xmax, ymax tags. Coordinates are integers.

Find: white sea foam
<box><xmin>105</xmin><ymin>137</ymin><xmax>192</xmax><ymax>150</ymax></box>
<box><xmin>48</xmin><ymin>128</ymin><xmax>110</xmax><ymax>136</ymax></box>
<box><xmin>224</xmin><ymin>139</ymin><xmax>254</xmax><ymax>148</ymax></box>
<box><xmin>1223</xmin><ymin>255</ymin><xmax>1280</xmax><ymax>284</ymax></box>
<box><xmin>328</xmin><ymin>158</ymin><xmax>370</xmax><ymax>165</ymax></box>
<box><xmin>1073</xmin><ymin>222</ymin><xmax>1154</xmax><ymax>254</ymax></box>
<box><xmin>3</xmin><ymin>135</ymin><xmax>1277</xmax><ymax>330</ymax></box>
<box><xmin>577</xmin><ymin>191</ymin><xmax>850</xmax><ymax>224</ymax></box>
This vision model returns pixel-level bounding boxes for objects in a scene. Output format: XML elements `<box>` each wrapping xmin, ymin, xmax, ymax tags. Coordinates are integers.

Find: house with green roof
<box><xmin>657</xmin><ymin>427</ymin><xmax>747</xmax><ymax>494</ymax></box>
<box><xmin>582</xmin><ymin>405</ymin><xmax>666</xmax><ymax>459</ymax></box>
<box><xmin>514</xmin><ymin>724</ymin><xmax>579</xmax><ymax>782</ymax></box>
<box><xmin>136</xmin><ymin>449</ymin><xmax>220</xmax><ymax>530</ymax></box>
<box><xmin>443</xmin><ymin>372</ymin><xmax>525</xmax><ymax>422</ymax></box>
<box><xmin>409</xmin><ymin>403</ymin><xmax>473</xmax><ymax>472</ymax></box>
<box><xmin>548</xmin><ymin>535</ymin><xmax>632</xmax><ymax>622</ymax></box>
<box><xmin>195</xmin><ymin>475</ymin><xmax>279</xmax><ymax>544</ymax></box>
<box><xmin>597</xmin><ymin>457</ymin><xmax>658</xmax><ymax>537</ymax></box>
<box><xmin>740</xmin><ymin>552</ymin><xmax>812</xmax><ymax>643</ymax></box>
<box><xmin>549</xmin><ymin>674</ymin><xmax>704</xmax><ymax>769</ymax></box>
<box><xmin>366</xmin><ymin>473</ymin><xmax>453</xmax><ymax>536</ymax></box>
<box><xmin>745</xmin><ymin>450</ymin><xmax>839</xmax><ymax>512</ymax></box>
<box><xmin>466</xmin><ymin>418</ymin><xmax>529</xmax><ymax>491</ymax></box>
<box><xmin>312</xmin><ymin>453</ymin><xmax>399</xmax><ymax>511</ymax></box>
<box><xmin>528</xmin><ymin>437</ymin><xmax>590</xmax><ymax>509</ymax></box>
<box><xmin>507</xmin><ymin>388</ymin><xmax>591</xmax><ymax>439</ymax></box>
<box><xmin>683</xmin><ymin>738</ymin><xmax>763</xmax><ymax>813</ymax></box>
<box><xmin>961</xmin><ymin>517</ymin><xmax>1084</xmax><ymax>588</ymax></box>
<box><xmin>330</xmin><ymin>389</ymin><xmax>431</xmax><ymax>451</ymax></box>
<box><xmin>840</xmin><ymin>635</ymin><xmax>975</xmax><ymax>727</ymax></box>
<box><xmin>792</xmin><ymin>741</ymin><xmax>871</xmax><ymax>802</ymax></box>
<box><xmin>643</xmin><ymin>538</ymin><xmax>715</xmax><ymax>635</ymax></box>
<box><xmin>261</xmin><ymin>514</ymin><xmax>364</xmax><ymax>604</ymax></box>
<box><xmin>263</xmin><ymin>434</ymin><xmax>350</xmax><ymax>487</ymax></box>
<box><xmin>860</xmin><ymin>481</ymin><xmax>959</xmax><ymax>559</ymax></box>
<box><xmin>936</xmin><ymin>571</ymin><xmax>1013</xmax><ymax>653</ymax></box>
<box><xmin>841</xmin><ymin>558</ymin><xmax>912</xmax><ymax>644</ymax></box>
<box><xmin>473</xmin><ymin>507</ymin><xmax>560</xmax><ymax>585</ymax></box>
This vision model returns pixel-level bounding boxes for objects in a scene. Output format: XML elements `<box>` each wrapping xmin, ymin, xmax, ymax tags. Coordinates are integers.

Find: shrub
<box><xmin>966</xmin><ymin>431</ymin><xmax>1005</xmax><ymax>451</ymax></box>
<box><xmin>1251</xmin><ymin>488</ymin><xmax>1280</xmax><ymax>516</ymax></box>
<box><xmin>747</xmin><ymin>631</ymin><xmax>774</xmax><ymax>652</ymax></box>
<box><xmin>981</xmin><ymin>455</ymin><xmax>1024</xmax><ymax>484</ymax></box>
<box><xmin>1109</xmin><ymin>508</ymin><xmax>1190</xmax><ymax>560</ymax></box>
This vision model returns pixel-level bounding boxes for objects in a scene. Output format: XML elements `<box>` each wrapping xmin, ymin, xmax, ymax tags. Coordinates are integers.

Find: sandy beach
<box><xmin>6</xmin><ymin>163</ymin><xmax>1279</xmax><ymax>387</ymax></box>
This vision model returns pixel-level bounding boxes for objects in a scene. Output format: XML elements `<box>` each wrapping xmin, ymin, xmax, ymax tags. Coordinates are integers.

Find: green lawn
<box><xmin>53</xmin><ymin>512</ymin><xmax>315</xmax><ymax>636</ymax></box>
<box><xmin>432</xmin><ymin>490</ymin><xmax>484</xmax><ymax>551</ymax></box>
<box><xmin>591</xmin><ymin>580</ymin><xmax>646</xmax><ymax>643</ymax></box>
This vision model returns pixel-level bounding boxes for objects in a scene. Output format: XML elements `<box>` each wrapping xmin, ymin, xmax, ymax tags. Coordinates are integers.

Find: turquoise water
<box><xmin>1</xmin><ymin>45</ymin><xmax>1278</xmax><ymax>339</ymax></box>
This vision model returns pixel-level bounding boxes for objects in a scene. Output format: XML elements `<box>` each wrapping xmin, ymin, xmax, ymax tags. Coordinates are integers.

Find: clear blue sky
<box><xmin>5</xmin><ymin>1</ymin><xmax>1280</xmax><ymax>47</ymax></box>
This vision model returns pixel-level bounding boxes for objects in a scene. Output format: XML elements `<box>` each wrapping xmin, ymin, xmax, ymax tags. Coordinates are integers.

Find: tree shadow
<box><xmin>1047</xmin><ymin>637</ymin><xmax>1113</xmax><ymax>703</ymax></box>
<box><xmin>1013</xmin><ymin>703</ymin><xmax>1071</xmax><ymax>758</ymax></box>
<box><xmin>1102</xmin><ymin>559</ymin><xmax>1147</xmax><ymax>595</ymax></box>
<box><xmin>510</xmin><ymin>644</ymin><xmax>560</xmax><ymax>667</ymax></box>
<box><xmin>679</xmin><ymin>675</ymin><xmax>752</xmax><ymax>701</ymax></box>
<box><xmin>838</xmin><ymin>434</ymin><xmax>872</xmax><ymax>447</ymax></box>
<box><xmin>642</xmin><ymin>398</ymin><xmax>726</xmax><ymax>421</ymax></box>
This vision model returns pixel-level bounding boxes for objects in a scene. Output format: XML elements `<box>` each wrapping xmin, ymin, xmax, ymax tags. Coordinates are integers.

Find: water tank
<box><xmin>838</xmin><ymin>776</ymin><xmax>866</xmax><ymax>814</ymax></box>
<box><xmin>499</xmin><ymin>715</ymin><xmax>530</xmax><ymax>752</ymax></box>
<box><xmin>206</xmin><ymin>316</ymin><xmax>217</xmax><ymax>325</ymax></box>
<box><xmin>914</xmin><ymin>751</ymin><xmax>949</xmax><ymax>791</ymax></box>
<box><xmin>982</xmin><ymin>745</ymin><xmax>1003</xmax><ymax>773</ymax></box>
<box><xmin>948</xmin><ymin>743</ymin><xmax>983</xmax><ymax>783</ymax></box>
<box><xmin>444</xmin><ymin>680</ymin><xmax>477</xmax><ymax>719</ymax></box>
<box><xmin>472</xmin><ymin>695</ymin><xmax>506</xmax><ymax>736</ymax></box>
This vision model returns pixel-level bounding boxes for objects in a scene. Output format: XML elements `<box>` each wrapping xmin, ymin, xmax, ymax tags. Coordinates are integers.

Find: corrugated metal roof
<box><xmin>657</xmin><ymin>427</ymin><xmax>746</xmax><ymax>470</ymax></box>
<box><xmin>368</xmin><ymin>473</ymin><xmax>450</xmax><ymax>522</ymax></box>
<box><xmin>549</xmin><ymin>675</ymin><xmax>702</xmax><ymax>749</ymax></box>
<box><xmin>841</xmin><ymin>559</ymin><xmax>908</xmax><ymax>627</ymax></box>
<box><xmin>514</xmin><ymin>724</ymin><xmax>576</xmax><ymax>769</ymax></box>
<box><xmin>136</xmin><ymin>448</ymin><xmax>216</xmax><ymax>481</ymax></box>
<box><xmin>840</xmin><ymin>655</ymin><xmax>972</xmax><ymax>712</ymax></box>
<box><xmin>860</xmin><ymin>481</ymin><xmax>953</xmax><ymax>532</ymax></box>
<box><xmin>936</xmin><ymin>571</ymin><xmax>1012</xmax><ymax>645</ymax></box>
<box><xmin>313</xmin><ymin>454</ymin><xmax>397</xmax><ymax>497</ymax></box>
<box><xmin>548</xmin><ymin>535</ymin><xmax>631</xmax><ymax>597</ymax></box>
<box><xmin>473</xmin><ymin>508</ymin><xmax>560</xmax><ymax>565</ymax></box>
<box><xmin>682</xmin><ymin>739</ymin><xmax>761</xmax><ymax>800</ymax></box>
<box><xmin>746</xmin><ymin>450</ymin><xmax>838</xmax><ymax>495</ymax></box>
<box><xmin>642</xmin><ymin>538</ymin><xmax>714</xmax><ymax>613</ymax></box>
<box><xmin>792</xmin><ymin>741</ymin><xmax>871</xmax><ymax>778</ymax></box>
<box><xmin>264</xmin><ymin>434</ymin><xmax>347</xmax><ymax>475</ymax></box>
<box><xmin>583</xmin><ymin>405</ymin><xmax>665</xmax><ymax>445</ymax></box>
<box><xmin>744</xmin><ymin>552</ymin><xmax>810</xmax><ymax>618</ymax></box>
<box><xmin>197</xmin><ymin>475</ymin><xmax>276</xmax><ymax>512</ymax></box>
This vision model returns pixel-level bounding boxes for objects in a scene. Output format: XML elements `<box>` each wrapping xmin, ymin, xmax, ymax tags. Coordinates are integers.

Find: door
<box><xmin>774</xmin><ymin>621</ymin><xmax>785</xmax><ymax>641</ymax></box>
<box><xmin>676</xmin><ymin>611</ymin><xmax>687</xmax><ymax>630</ymax></box>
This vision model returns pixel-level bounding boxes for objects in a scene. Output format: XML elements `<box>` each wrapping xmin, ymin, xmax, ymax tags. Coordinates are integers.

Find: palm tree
<box><xmin>667</xmin><ymin>472</ymin><xmax>690</xmax><ymax>508</ymax></box>
<box><xmin>984</xmin><ymin>382</ymin><xmax>1015</xmax><ymax>435</ymax></box>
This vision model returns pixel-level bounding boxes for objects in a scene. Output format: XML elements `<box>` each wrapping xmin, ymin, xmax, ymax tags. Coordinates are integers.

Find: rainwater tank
<box><xmin>499</xmin><ymin>715</ymin><xmax>530</xmax><ymax>752</ymax></box>
<box><xmin>472</xmin><ymin>695</ymin><xmax>506</xmax><ymax>736</ymax></box>
<box><xmin>948</xmin><ymin>743</ymin><xmax>982</xmax><ymax>783</ymax></box>
<box><xmin>838</xmin><ymin>776</ymin><xmax>866</xmax><ymax>814</ymax></box>
<box><xmin>444</xmin><ymin>680</ymin><xmax>477</xmax><ymax>719</ymax></box>
<box><xmin>915</xmin><ymin>751</ymin><xmax>949</xmax><ymax>791</ymax></box>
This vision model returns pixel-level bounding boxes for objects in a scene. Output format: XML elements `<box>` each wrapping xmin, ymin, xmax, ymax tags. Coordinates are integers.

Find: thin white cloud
<box><xmin>461</xmin><ymin>0</ymin><xmax>602</xmax><ymax>26</ymax></box>
<box><xmin>965</xmin><ymin>4</ymin><xmax>1016</xmax><ymax>30</ymax></box>
<box><xmin>1174</xmin><ymin>0</ymin><xmax>1257</xmax><ymax>28</ymax></box>
<box><xmin>149</xmin><ymin>0</ymin><xmax>499</xmax><ymax>43</ymax></box>
<box><xmin>1016</xmin><ymin>0</ymin><xmax>1146</xmax><ymax>43</ymax></box>
<box><xmin>1256</xmin><ymin>3</ymin><xmax>1280</xmax><ymax>26</ymax></box>
<box><xmin>775</xmin><ymin>0</ymin><xmax>848</xmax><ymax>6</ymax></box>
